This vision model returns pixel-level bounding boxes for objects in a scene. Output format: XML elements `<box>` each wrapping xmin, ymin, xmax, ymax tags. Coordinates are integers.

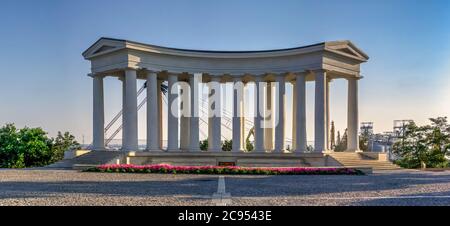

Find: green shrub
<box><xmin>0</xmin><ymin>124</ymin><xmax>80</xmax><ymax>168</ymax></box>
<box><xmin>222</xmin><ymin>140</ymin><xmax>232</xmax><ymax>152</ymax></box>
<box><xmin>199</xmin><ymin>139</ymin><xmax>208</xmax><ymax>151</ymax></box>
<box><xmin>245</xmin><ymin>140</ymin><xmax>254</xmax><ymax>152</ymax></box>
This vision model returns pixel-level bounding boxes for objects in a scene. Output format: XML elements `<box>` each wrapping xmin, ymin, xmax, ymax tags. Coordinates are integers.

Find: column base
<box><xmin>121</xmin><ymin>147</ymin><xmax>139</xmax><ymax>152</ymax></box>
<box><xmin>145</xmin><ymin>148</ymin><xmax>162</xmax><ymax>152</ymax></box>
<box><xmin>208</xmin><ymin>149</ymin><xmax>222</xmax><ymax>152</ymax></box>
<box><xmin>346</xmin><ymin>149</ymin><xmax>362</xmax><ymax>152</ymax></box>
<box><xmin>294</xmin><ymin>149</ymin><xmax>307</xmax><ymax>154</ymax></box>
<box><xmin>253</xmin><ymin>149</ymin><xmax>267</xmax><ymax>153</ymax></box>
<box><xmin>179</xmin><ymin>148</ymin><xmax>202</xmax><ymax>152</ymax></box>
<box><xmin>91</xmin><ymin>147</ymin><xmax>106</xmax><ymax>151</ymax></box>
<box><xmin>313</xmin><ymin>149</ymin><xmax>329</xmax><ymax>153</ymax></box>
<box><xmin>188</xmin><ymin>148</ymin><xmax>202</xmax><ymax>152</ymax></box>
<box><xmin>166</xmin><ymin>148</ymin><xmax>181</xmax><ymax>152</ymax></box>
<box><xmin>232</xmin><ymin>149</ymin><xmax>244</xmax><ymax>153</ymax></box>
<box><xmin>272</xmin><ymin>149</ymin><xmax>285</xmax><ymax>153</ymax></box>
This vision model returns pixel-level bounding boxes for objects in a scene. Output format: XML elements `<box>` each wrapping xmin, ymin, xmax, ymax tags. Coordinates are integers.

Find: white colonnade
<box><xmin>85</xmin><ymin>38</ymin><xmax>367</xmax><ymax>154</ymax></box>
<box><xmin>90</xmin><ymin>70</ymin><xmax>360</xmax><ymax>153</ymax></box>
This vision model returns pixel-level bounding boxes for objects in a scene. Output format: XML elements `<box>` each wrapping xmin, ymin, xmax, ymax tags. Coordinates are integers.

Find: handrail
<box><xmin>105</xmin><ymin>96</ymin><xmax>147</xmax><ymax>145</ymax></box>
<box><xmin>104</xmin><ymin>82</ymin><xmax>147</xmax><ymax>133</ymax></box>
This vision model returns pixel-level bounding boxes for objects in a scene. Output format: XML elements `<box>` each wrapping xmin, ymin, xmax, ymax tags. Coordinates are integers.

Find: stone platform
<box><xmin>125</xmin><ymin>151</ymin><xmax>331</xmax><ymax>167</ymax></box>
<box><xmin>55</xmin><ymin>150</ymin><xmax>399</xmax><ymax>172</ymax></box>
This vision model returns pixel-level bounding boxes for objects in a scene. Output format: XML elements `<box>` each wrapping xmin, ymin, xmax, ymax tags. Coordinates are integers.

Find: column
<box><xmin>146</xmin><ymin>71</ymin><xmax>159</xmax><ymax>151</ymax></box>
<box><xmin>254</xmin><ymin>77</ymin><xmax>265</xmax><ymax>152</ymax></box>
<box><xmin>179</xmin><ymin>81</ymin><xmax>190</xmax><ymax>150</ymax></box>
<box><xmin>189</xmin><ymin>74</ymin><xmax>200</xmax><ymax>151</ymax></box>
<box><xmin>296</xmin><ymin>73</ymin><xmax>307</xmax><ymax>152</ymax></box>
<box><xmin>274</xmin><ymin>75</ymin><xmax>285</xmax><ymax>152</ymax></box>
<box><xmin>122</xmin><ymin>76</ymin><xmax>127</xmax><ymax>147</ymax></box>
<box><xmin>167</xmin><ymin>73</ymin><xmax>179</xmax><ymax>151</ymax></box>
<box><xmin>291</xmin><ymin>81</ymin><xmax>297</xmax><ymax>151</ymax></box>
<box><xmin>314</xmin><ymin>70</ymin><xmax>327</xmax><ymax>152</ymax></box>
<box><xmin>326</xmin><ymin>79</ymin><xmax>331</xmax><ymax>150</ymax></box>
<box><xmin>232</xmin><ymin>78</ymin><xmax>244</xmax><ymax>152</ymax></box>
<box><xmin>208</xmin><ymin>77</ymin><xmax>222</xmax><ymax>152</ymax></box>
<box><xmin>347</xmin><ymin>77</ymin><xmax>360</xmax><ymax>151</ymax></box>
<box><xmin>157</xmin><ymin>80</ymin><xmax>163</xmax><ymax>149</ymax></box>
<box><xmin>241</xmin><ymin>82</ymin><xmax>246</xmax><ymax>152</ymax></box>
<box><xmin>92</xmin><ymin>74</ymin><xmax>105</xmax><ymax>150</ymax></box>
<box><xmin>122</xmin><ymin>69</ymin><xmax>138</xmax><ymax>151</ymax></box>
<box><xmin>264</xmin><ymin>82</ymin><xmax>273</xmax><ymax>150</ymax></box>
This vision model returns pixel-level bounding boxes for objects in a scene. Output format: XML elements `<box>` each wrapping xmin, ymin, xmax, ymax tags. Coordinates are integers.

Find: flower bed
<box><xmin>85</xmin><ymin>164</ymin><xmax>364</xmax><ymax>175</ymax></box>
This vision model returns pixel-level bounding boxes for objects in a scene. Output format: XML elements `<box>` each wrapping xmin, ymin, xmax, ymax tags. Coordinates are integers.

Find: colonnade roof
<box><xmin>83</xmin><ymin>37</ymin><xmax>369</xmax><ymax>78</ymax></box>
<box><xmin>83</xmin><ymin>37</ymin><xmax>368</xmax><ymax>61</ymax></box>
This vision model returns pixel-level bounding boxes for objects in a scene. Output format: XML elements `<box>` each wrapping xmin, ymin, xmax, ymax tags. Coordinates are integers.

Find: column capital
<box><xmin>254</xmin><ymin>76</ymin><xmax>264</xmax><ymax>82</ymax></box>
<box><xmin>166</xmin><ymin>71</ymin><xmax>181</xmax><ymax>77</ymax></box>
<box><xmin>88</xmin><ymin>73</ymin><xmax>104</xmax><ymax>78</ymax></box>
<box><xmin>232</xmin><ymin>77</ymin><xmax>243</xmax><ymax>82</ymax></box>
<box><xmin>311</xmin><ymin>69</ymin><xmax>328</xmax><ymax>74</ymax></box>
<box><xmin>264</xmin><ymin>72</ymin><xmax>286</xmax><ymax>78</ymax></box>
<box><xmin>146</xmin><ymin>71</ymin><xmax>158</xmax><ymax>77</ymax></box>
<box><xmin>189</xmin><ymin>72</ymin><xmax>203</xmax><ymax>78</ymax></box>
<box><xmin>124</xmin><ymin>68</ymin><xmax>138</xmax><ymax>72</ymax></box>
<box><xmin>346</xmin><ymin>76</ymin><xmax>363</xmax><ymax>81</ymax></box>
<box><xmin>293</xmin><ymin>71</ymin><xmax>309</xmax><ymax>77</ymax></box>
<box><xmin>210</xmin><ymin>76</ymin><xmax>221</xmax><ymax>82</ymax></box>
<box><xmin>146</xmin><ymin>70</ymin><xmax>159</xmax><ymax>75</ymax></box>
<box><xmin>274</xmin><ymin>74</ymin><xmax>286</xmax><ymax>82</ymax></box>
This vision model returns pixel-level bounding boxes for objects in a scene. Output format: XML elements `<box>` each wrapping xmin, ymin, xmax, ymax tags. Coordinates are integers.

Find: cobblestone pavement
<box><xmin>0</xmin><ymin>169</ymin><xmax>449</xmax><ymax>206</ymax></box>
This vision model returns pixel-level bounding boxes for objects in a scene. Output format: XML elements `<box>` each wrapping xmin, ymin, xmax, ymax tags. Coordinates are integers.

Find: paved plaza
<box><xmin>0</xmin><ymin>169</ymin><xmax>449</xmax><ymax>206</ymax></box>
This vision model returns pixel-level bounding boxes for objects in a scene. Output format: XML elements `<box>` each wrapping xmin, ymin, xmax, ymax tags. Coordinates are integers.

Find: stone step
<box><xmin>328</xmin><ymin>153</ymin><xmax>401</xmax><ymax>170</ymax></box>
<box><xmin>340</xmin><ymin>165</ymin><xmax>399</xmax><ymax>169</ymax></box>
<box><xmin>336</xmin><ymin>160</ymin><xmax>391</xmax><ymax>163</ymax></box>
<box><xmin>341</xmin><ymin>165</ymin><xmax>400</xmax><ymax>168</ymax></box>
<box><xmin>47</xmin><ymin>151</ymin><xmax>125</xmax><ymax>169</ymax></box>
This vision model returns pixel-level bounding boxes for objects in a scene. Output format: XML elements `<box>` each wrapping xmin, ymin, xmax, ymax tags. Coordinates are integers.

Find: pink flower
<box><xmin>92</xmin><ymin>164</ymin><xmax>362</xmax><ymax>175</ymax></box>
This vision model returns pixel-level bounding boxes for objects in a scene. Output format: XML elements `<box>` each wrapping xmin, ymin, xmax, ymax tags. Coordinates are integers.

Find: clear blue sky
<box><xmin>0</xmin><ymin>0</ymin><xmax>449</xmax><ymax>143</ymax></box>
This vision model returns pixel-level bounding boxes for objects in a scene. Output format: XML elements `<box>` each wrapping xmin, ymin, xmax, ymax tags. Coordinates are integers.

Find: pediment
<box><xmin>325</xmin><ymin>41</ymin><xmax>369</xmax><ymax>61</ymax></box>
<box><xmin>82</xmin><ymin>37</ymin><xmax>127</xmax><ymax>59</ymax></box>
<box><xmin>93</xmin><ymin>45</ymin><xmax>116</xmax><ymax>54</ymax></box>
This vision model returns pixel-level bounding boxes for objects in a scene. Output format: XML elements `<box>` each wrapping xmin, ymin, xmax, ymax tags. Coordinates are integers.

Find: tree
<box><xmin>393</xmin><ymin>117</ymin><xmax>449</xmax><ymax>169</ymax></box>
<box><xmin>0</xmin><ymin>124</ymin><xmax>23</xmax><ymax>168</ymax></box>
<box><xmin>428</xmin><ymin>117</ymin><xmax>450</xmax><ymax>160</ymax></box>
<box><xmin>330</xmin><ymin>121</ymin><xmax>336</xmax><ymax>150</ymax></box>
<box><xmin>18</xmin><ymin>127</ymin><xmax>54</xmax><ymax>167</ymax></box>
<box><xmin>335</xmin><ymin>129</ymin><xmax>348</xmax><ymax>151</ymax></box>
<box><xmin>359</xmin><ymin>129</ymin><xmax>370</xmax><ymax>152</ymax></box>
<box><xmin>393</xmin><ymin>122</ymin><xmax>431</xmax><ymax>168</ymax></box>
<box><xmin>336</xmin><ymin>131</ymin><xmax>341</xmax><ymax>150</ymax></box>
<box><xmin>51</xmin><ymin>131</ymin><xmax>81</xmax><ymax>162</ymax></box>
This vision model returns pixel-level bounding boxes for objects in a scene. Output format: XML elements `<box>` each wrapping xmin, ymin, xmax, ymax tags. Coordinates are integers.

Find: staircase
<box><xmin>47</xmin><ymin>151</ymin><xmax>125</xmax><ymax>169</ymax></box>
<box><xmin>327</xmin><ymin>152</ymin><xmax>401</xmax><ymax>171</ymax></box>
